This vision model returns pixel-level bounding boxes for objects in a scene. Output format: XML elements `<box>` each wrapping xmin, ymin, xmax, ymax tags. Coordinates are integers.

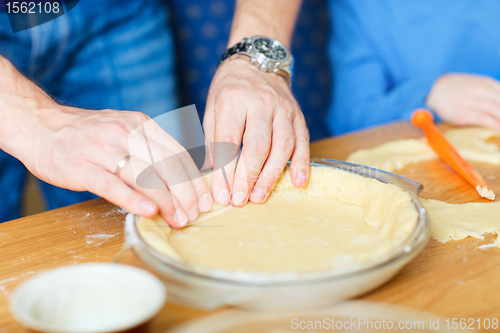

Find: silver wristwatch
<box><xmin>219</xmin><ymin>36</ymin><xmax>294</xmax><ymax>85</ymax></box>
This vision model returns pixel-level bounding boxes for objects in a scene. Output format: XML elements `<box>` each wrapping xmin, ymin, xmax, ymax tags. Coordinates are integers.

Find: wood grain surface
<box><xmin>1</xmin><ymin>121</ymin><xmax>499</xmax><ymax>332</ymax></box>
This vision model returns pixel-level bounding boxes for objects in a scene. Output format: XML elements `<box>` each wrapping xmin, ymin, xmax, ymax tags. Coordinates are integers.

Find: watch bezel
<box><xmin>247</xmin><ymin>36</ymin><xmax>292</xmax><ymax>72</ymax></box>
<box><xmin>251</xmin><ymin>37</ymin><xmax>289</xmax><ymax>61</ymax></box>
<box><xmin>219</xmin><ymin>35</ymin><xmax>294</xmax><ymax>85</ymax></box>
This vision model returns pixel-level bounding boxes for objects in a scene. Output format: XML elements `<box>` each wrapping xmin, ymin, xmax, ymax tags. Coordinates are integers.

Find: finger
<box><xmin>484</xmin><ymin>77</ymin><xmax>500</xmax><ymax>104</ymax></box>
<box><xmin>106</xmin><ymin>126</ymin><xmax>191</xmax><ymax>227</ymax></box>
<box><xmin>156</xmin><ymin>154</ymin><xmax>199</xmax><ymax>224</ymax></box>
<box><xmin>191</xmin><ymin>175</ymin><xmax>213</xmax><ymax>213</ymax></box>
<box><xmin>211</xmin><ymin>96</ymin><xmax>245</xmax><ymax>206</ymax></box>
<box><xmin>140</xmin><ymin>121</ymin><xmax>203</xmax><ymax>223</ymax></box>
<box><xmin>467</xmin><ymin>109</ymin><xmax>500</xmax><ymax>130</ymax></box>
<box><xmin>290</xmin><ymin>114</ymin><xmax>310</xmax><ymax>188</ymax></box>
<box><xmin>82</xmin><ymin>163</ymin><xmax>159</xmax><ymax>218</ymax></box>
<box><xmin>471</xmin><ymin>97</ymin><xmax>500</xmax><ymax>118</ymax></box>
<box><xmin>114</xmin><ymin>145</ymin><xmax>203</xmax><ymax>227</ymax></box>
<box><xmin>203</xmin><ymin>86</ymin><xmax>216</xmax><ymax>170</ymax></box>
<box><xmin>249</xmin><ymin>116</ymin><xmax>295</xmax><ymax>203</ymax></box>
<box><xmin>173</xmin><ymin>149</ymin><xmax>213</xmax><ymax>213</ymax></box>
<box><xmin>231</xmin><ymin>114</ymin><xmax>273</xmax><ymax>207</ymax></box>
<box><xmin>118</xmin><ymin>159</ymin><xmax>184</xmax><ymax>228</ymax></box>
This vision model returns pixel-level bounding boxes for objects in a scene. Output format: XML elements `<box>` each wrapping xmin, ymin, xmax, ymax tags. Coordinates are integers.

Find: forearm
<box><xmin>228</xmin><ymin>0</ymin><xmax>302</xmax><ymax>47</ymax></box>
<box><xmin>0</xmin><ymin>55</ymin><xmax>56</xmax><ymax>157</ymax></box>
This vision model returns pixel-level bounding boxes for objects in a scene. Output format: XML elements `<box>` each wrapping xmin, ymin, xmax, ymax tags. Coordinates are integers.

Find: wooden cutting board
<box><xmin>0</xmin><ymin>121</ymin><xmax>499</xmax><ymax>332</ymax></box>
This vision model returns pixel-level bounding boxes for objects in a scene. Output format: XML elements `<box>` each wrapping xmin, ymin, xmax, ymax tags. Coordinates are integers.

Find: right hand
<box><xmin>426</xmin><ymin>73</ymin><xmax>500</xmax><ymax>129</ymax></box>
<box><xmin>203</xmin><ymin>59</ymin><xmax>310</xmax><ymax>208</ymax></box>
<box><xmin>0</xmin><ymin>59</ymin><xmax>211</xmax><ymax>228</ymax></box>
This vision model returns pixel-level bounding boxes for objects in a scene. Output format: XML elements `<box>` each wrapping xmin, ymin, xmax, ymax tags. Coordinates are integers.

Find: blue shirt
<box><xmin>326</xmin><ymin>0</ymin><xmax>500</xmax><ymax>135</ymax></box>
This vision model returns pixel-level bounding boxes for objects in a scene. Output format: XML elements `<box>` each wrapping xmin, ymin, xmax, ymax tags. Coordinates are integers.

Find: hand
<box><xmin>204</xmin><ymin>59</ymin><xmax>310</xmax><ymax>207</ymax></box>
<box><xmin>0</xmin><ymin>59</ymin><xmax>212</xmax><ymax>228</ymax></box>
<box><xmin>426</xmin><ymin>73</ymin><xmax>500</xmax><ymax>129</ymax></box>
<box><xmin>27</xmin><ymin>107</ymin><xmax>214</xmax><ymax>228</ymax></box>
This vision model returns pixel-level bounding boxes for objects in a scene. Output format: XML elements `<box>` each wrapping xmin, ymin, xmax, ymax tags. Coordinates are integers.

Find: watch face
<box><xmin>253</xmin><ymin>37</ymin><xmax>287</xmax><ymax>61</ymax></box>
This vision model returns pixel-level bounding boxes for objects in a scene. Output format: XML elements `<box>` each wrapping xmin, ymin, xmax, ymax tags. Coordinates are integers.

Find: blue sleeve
<box><xmin>327</xmin><ymin>0</ymin><xmax>442</xmax><ymax>135</ymax></box>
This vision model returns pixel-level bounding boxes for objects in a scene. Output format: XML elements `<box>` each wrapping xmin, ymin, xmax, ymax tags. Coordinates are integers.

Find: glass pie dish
<box><xmin>128</xmin><ymin>158</ymin><xmax>430</xmax><ymax>311</ymax></box>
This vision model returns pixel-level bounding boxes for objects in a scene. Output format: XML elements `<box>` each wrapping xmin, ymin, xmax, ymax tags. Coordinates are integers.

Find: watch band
<box><xmin>219</xmin><ymin>38</ymin><xmax>251</xmax><ymax>65</ymax></box>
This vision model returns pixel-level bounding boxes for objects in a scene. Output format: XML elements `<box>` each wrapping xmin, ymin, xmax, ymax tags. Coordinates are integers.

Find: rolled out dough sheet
<box><xmin>347</xmin><ymin>126</ymin><xmax>500</xmax><ymax>248</ymax></box>
<box><xmin>137</xmin><ymin>167</ymin><xmax>418</xmax><ymax>273</ymax></box>
<box><xmin>422</xmin><ymin>199</ymin><xmax>500</xmax><ymax>248</ymax></box>
<box><xmin>347</xmin><ymin>127</ymin><xmax>500</xmax><ymax>172</ymax></box>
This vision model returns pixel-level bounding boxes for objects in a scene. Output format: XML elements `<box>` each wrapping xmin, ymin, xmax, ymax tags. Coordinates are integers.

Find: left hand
<box><xmin>204</xmin><ymin>58</ymin><xmax>310</xmax><ymax>207</ymax></box>
<box><xmin>426</xmin><ymin>73</ymin><xmax>500</xmax><ymax>129</ymax></box>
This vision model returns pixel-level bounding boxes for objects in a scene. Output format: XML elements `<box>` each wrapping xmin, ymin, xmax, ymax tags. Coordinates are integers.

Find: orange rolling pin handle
<box><xmin>411</xmin><ymin>109</ymin><xmax>493</xmax><ymax>197</ymax></box>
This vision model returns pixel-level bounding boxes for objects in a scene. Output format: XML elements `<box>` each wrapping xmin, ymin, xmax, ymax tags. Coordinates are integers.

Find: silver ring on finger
<box><xmin>114</xmin><ymin>155</ymin><xmax>131</xmax><ymax>176</ymax></box>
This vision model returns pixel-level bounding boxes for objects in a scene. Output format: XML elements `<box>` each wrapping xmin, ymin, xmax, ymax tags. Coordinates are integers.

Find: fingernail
<box><xmin>250</xmin><ymin>188</ymin><xmax>266</xmax><ymax>203</ymax></box>
<box><xmin>232</xmin><ymin>191</ymin><xmax>247</xmax><ymax>206</ymax></box>
<box><xmin>216</xmin><ymin>188</ymin><xmax>230</xmax><ymax>205</ymax></box>
<box><xmin>173</xmin><ymin>208</ymin><xmax>188</xmax><ymax>227</ymax></box>
<box><xmin>297</xmin><ymin>170</ymin><xmax>307</xmax><ymax>186</ymax></box>
<box><xmin>187</xmin><ymin>205</ymin><xmax>198</xmax><ymax>222</ymax></box>
<box><xmin>140</xmin><ymin>200</ymin><xmax>157</xmax><ymax>215</ymax></box>
<box><xmin>199</xmin><ymin>194</ymin><xmax>212</xmax><ymax>212</ymax></box>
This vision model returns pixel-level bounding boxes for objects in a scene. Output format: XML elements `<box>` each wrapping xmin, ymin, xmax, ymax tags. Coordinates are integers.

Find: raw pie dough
<box><xmin>347</xmin><ymin>127</ymin><xmax>500</xmax><ymax>172</ymax></box>
<box><xmin>137</xmin><ymin>167</ymin><xmax>418</xmax><ymax>273</ymax></box>
<box><xmin>347</xmin><ymin>127</ymin><xmax>500</xmax><ymax>248</ymax></box>
<box><xmin>422</xmin><ymin>199</ymin><xmax>500</xmax><ymax>248</ymax></box>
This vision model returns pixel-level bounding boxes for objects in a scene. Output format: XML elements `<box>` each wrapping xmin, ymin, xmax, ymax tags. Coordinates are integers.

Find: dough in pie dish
<box><xmin>346</xmin><ymin>126</ymin><xmax>500</xmax><ymax>248</ymax></box>
<box><xmin>137</xmin><ymin>166</ymin><xmax>418</xmax><ymax>273</ymax></box>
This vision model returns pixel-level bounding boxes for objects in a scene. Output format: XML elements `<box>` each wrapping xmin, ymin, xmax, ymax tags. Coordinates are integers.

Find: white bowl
<box><xmin>9</xmin><ymin>263</ymin><xmax>166</xmax><ymax>333</ymax></box>
<box><xmin>169</xmin><ymin>300</ymin><xmax>474</xmax><ymax>333</ymax></box>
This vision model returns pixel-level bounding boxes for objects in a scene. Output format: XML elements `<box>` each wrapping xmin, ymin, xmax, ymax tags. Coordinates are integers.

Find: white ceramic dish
<box><xmin>168</xmin><ymin>300</ymin><xmax>474</xmax><ymax>333</ymax></box>
<box><xmin>9</xmin><ymin>263</ymin><xmax>166</xmax><ymax>333</ymax></box>
<box><xmin>130</xmin><ymin>158</ymin><xmax>430</xmax><ymax>311</ymax></box>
